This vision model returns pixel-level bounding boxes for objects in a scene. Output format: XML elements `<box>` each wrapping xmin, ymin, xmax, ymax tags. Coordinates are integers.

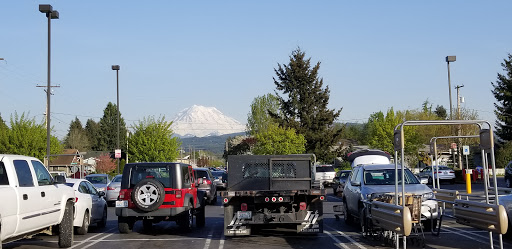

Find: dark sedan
<box><xmin>332</xmin><ymin>170</ymin><xmax>351</xmax><ymax>196</ymax></box>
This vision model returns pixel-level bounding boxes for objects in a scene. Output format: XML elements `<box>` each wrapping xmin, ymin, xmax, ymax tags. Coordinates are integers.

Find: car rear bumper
<box><xmin>116</xmin><ymin>207</ymin><xmax>186</xmax><ymax>217</ymax></box>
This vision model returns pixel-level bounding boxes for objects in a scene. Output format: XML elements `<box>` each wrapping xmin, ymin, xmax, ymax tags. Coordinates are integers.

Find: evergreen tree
<box><xmin>434</xmin><ymin>105</ymin><xmax>448</xmax><ymax>120</ymax></box>
<box><xmin>98</xmin><ymin>102</ymin><xmax>127</xmax><ymax>152</ymax></box>
<box><xmin>64</xmin><ymin>117</ymin><xmax>90</xmax><ymax>151</ymax></box>
<box><xmin>272</xmin><ymin>48</ymin><xmax>343</xmax><ymax>162</ymax></box>
<box><xmin>85</xmin><ymin>119</ymin><xmax>101</xmax><ymax>151</ymax></box>
<box><xmin>492</xmin><ymin>53</ymin><xmax>512</xmax><ymax>143</ymax></box>
<box><xmin>0</xmin><ymin>114</ymin><xmax>8</xmax><ymax>153</ymax></box>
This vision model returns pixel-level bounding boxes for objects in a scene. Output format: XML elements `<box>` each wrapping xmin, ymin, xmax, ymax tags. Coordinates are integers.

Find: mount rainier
<box><xmin>171</xmin><ymin>105</ymin><xmax>246</xmax><ymax>137</ymax></box>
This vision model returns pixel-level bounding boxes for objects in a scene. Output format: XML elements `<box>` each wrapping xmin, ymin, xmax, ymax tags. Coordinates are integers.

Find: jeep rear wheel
<box><xmin>58</xmin><ymin>201</ymin><xmax>74</xmax><ymax>248</ymax></box>
<box><xmin>178</xmin><ymin>202</ymin><xmax>193</xmax><ymax>231</ymax></box>
<box><xmin>132</xmin><ymin>178</ymin><xmax>165</xmax><ymax>212</ymax></box>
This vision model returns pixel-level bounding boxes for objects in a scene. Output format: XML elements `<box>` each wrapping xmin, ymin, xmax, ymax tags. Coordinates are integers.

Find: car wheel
<box><xmin>359</xmin><ymin>208</ymin><xmax>367</xmax><ymax>234</ymax></box>
<box><xmin>178</xmin><ymin>202</ymin><xmax>193</xmax><ymax>231</ymax></box>
<box><xmin>97</xmin><ymin>207</ymin><xmax>107</xmax><ymax>228</ymax></box>
<box><xmin>76</xmin><ymin>211</ymin><xmax>89</xmax><ymax>235</ymax></box>
<box><xmin>118</xmin><ymin>217</ymin><xmax>134</xmax><ymax>234</ymax></box>
<box><xmin>343</xmin><ymin>200</ymin><xmax>353</xmax><ymax>225</ymax></box>
<box><xmin>211</xmin><ymin>192</ymin><xmax>218</xmax><ymax>205</ymax></box>
<box><xmin>132</xmin><ymin>178</ymin><xmax>165</xmax><ymax>212</ymax></box>
<box><xmin>506</xmin><ymin>178</ymin><xmax>511</xmax><ymax>188</ymax></box>
<box><xmin>58</xmin><ymin>201</ymin><xmax>74</xmax><ymax>248</ymax></box>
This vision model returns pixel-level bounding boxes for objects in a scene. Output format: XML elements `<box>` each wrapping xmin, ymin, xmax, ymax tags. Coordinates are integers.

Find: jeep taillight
<box><xmin>119</xmin><ymin>189</ymin><xmax>128</xmax><ymax>200</ymax></box>
<box><xmin>241</xmin><ymin>203</ymin><xmax>248</xmax><ymax>211</ymax></box>
<box><xmin>176</xmin><ymin>190</ymin><xmax>182</xmax><ymax>198</ymax></box>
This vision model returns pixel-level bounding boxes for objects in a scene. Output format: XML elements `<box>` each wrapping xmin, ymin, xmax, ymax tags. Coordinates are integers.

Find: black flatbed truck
<box><xmin>221</xmin><ymin>154</ymin><xmax>325</xmax><ymax>236</ymax></box>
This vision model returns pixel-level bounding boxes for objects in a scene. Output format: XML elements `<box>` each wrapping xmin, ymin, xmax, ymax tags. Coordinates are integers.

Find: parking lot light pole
<box><xmin>112</xmin><ymin>65</ymin><xmax>120</xmax><ymax>174</ymax></box>
<box><xmin>446</xmin><ymin>56</ymin><xmax>456</xmax><ymax>120</ymax></box>
<box><xmin>39</xmin><ymin>4</ymin><xmax>59</xmax><ymax>164</ymax></box>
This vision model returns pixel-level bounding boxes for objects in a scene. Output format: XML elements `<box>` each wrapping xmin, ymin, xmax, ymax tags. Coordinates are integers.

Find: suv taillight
<box><xmin>176</xmin><ymin>190</ymin><xmax>182</xmax><ymax>198</ymax></box>
<box><xmin>206</xmin><ymin>179</ymin><xmax>212</xmax><ymax>185</ymax></box>
<box><xmin>119</xmin><ymin>189</ymin><xmax>129</xmax><ymax>200</ymax></box>
<box><xmin>241</xmin><ymin>203</ymin><xmax>248</xmax><ymax>211</ymax></box>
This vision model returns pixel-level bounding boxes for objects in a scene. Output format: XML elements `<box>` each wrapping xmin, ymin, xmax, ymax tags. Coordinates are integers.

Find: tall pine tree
<box><xmin>98</xmin><ymin>102</ymin><xmax>127</xmax><ymax>152</ymax></box>
<box><xmin>492</xmin><ymin>53</ymin><xmax>512</xmax><ymax>143</ymax></box>
<box><xmin>272</xmin><ymin>48</ymin><xmax>343</xmax><ymax>162</ymax></box>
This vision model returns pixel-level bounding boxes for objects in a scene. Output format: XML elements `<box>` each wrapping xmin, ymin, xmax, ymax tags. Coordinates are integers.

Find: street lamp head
<box><xmin>39</xmin><ymin>4</ymin><xmax>53</xmax><ymax>13</ymax></box>
<box><xmin>112</xmin><ymin>65</ymin><xmax>120</xmax><ymax>70</ymax></box>
<box><xmin>446</xmin><ymin>56</ymin><xmax>456</xmax><ymax>63</ymax></box>
<box><xmin>50</xmin><ymin>10</ymin><xmax>59</xmax><ymax>19</ymax></box>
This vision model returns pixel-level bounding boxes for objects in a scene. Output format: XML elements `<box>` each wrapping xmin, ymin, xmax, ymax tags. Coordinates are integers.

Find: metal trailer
<box><xmin>221</xmin><ymin>154</ymin><xmax>325</xmax><ymax>236</ymax></box>
<box><xmin>392</xmin><ymin>120</ymin><xmax>508</xmax><ymax>249</ymax></box>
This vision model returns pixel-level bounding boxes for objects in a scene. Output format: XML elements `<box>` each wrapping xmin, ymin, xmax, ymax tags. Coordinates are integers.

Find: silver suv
<box><xmin>315</xmin><ymin>165</ymin><xmax>336</xmax><ymax>187</ymax></box>
<box><xmin>342</xmin><ymin>164</ymin><xmax>438</xmax><ymax>230</ymax></box>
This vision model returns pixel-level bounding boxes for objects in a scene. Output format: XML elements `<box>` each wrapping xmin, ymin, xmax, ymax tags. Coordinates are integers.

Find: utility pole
<box><xmin>456</xmin><ymin>84</ymin><xmax>465</xmax><ymax>169</ymax></box>
<box><xmin>37</xmin><ymin>84</ymin><xmax>60</xmax><ymax>127</ymax></box>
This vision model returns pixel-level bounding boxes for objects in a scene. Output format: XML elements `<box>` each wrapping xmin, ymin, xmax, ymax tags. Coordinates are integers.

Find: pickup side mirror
<box><xmin>54</xmin><ymin>175</ymin><xmax>66</xmax><ymax>184</ymax></box>
<box><xmin>99</xmin><ymin>191</ymin><xmax>106</xmax><ymax>197</ymax></box>
<box><xmin>351</xmin><ymin>181</ymin><xmax>361</xmax><ymax>186</ymax></box>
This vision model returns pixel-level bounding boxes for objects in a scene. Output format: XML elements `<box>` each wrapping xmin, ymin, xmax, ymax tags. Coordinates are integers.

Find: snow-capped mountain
<box><xmin>171</xmin><ymin>105</ymin><xmax>246</xmax><ymax>137</ymax></box>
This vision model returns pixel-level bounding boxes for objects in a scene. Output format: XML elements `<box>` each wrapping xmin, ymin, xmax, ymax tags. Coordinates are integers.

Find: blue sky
<box><xmin>0</xmin><ymin>1</ymin><xmax>509</xmax><ymax>139</ymax></box>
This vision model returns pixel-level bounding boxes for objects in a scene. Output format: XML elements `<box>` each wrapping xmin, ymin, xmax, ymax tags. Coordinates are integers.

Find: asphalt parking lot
<box><xmin>4</xmin><ymin>178</ymin><xmax>511</xmax><ymax>249</ymax></box>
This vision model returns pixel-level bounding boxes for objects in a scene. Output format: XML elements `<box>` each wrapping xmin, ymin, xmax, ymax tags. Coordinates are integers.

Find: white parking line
<box><xmin>325</xmin><ymin>225</ymin><xmax>366</xmax><ymax>249</ymax></box>
<box><xmin>80</xmin><ymin>233</ymin><xmax>113</xmax><ymax>249</ymax></box>
<box><xmin>70</xmin><ymin>228</ymin><xmax>116</xmax><ymax>248</ymax></box>
<box><xmin>219</xmin><ymin>234</ymin><xmax>225</xmax><ymax>249</ymax></box>
<box><xmin>324</xmin><ymin>230</ymin><xmax>350</xmax><ymax>249</ymax></box>
<box><xmin>203</xmin><ymin>230</ymin><xmax>213</xmax><ymax>249</ymax></box>
<box><xmin>443</xmin><ymin>224</ymin><xmax>510</xmax><ymax>246</ymax></box>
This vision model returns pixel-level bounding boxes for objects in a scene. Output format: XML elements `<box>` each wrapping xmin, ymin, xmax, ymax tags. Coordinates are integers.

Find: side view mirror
<box><xmin>99</xmin><ymin>191</ymin><xmax>106</xmax><ymax>197</ymax></box>
<box><xmin>351</xmin><ymin>181</ymin><xmax>361</xmax><ymax>186</ymax></box>
<box><xmin>54</xmin><ymin>175</ymin><xmax>66</xmax><ymax>184</ymax></box>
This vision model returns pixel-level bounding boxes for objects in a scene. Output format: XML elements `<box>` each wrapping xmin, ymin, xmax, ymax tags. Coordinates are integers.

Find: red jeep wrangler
<box><xmin>115</xmin><ymin>162</ymin><xmax>206</xmax><ymax>233</ymax></box>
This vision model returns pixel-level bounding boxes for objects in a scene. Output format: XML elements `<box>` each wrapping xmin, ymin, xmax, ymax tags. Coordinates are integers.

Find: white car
<box><xmin>418</xmin><ymin>165</ymin><xmax>456</xmax><ymax>185</ymax></box>
<box><xmin>65</xmin><ymin>178</ymin><xmax>108</xmax><ymax>235</ymax></box>
<box><xmin>315</xmin><ymin>165</ymin><xmax>336</xmax><ymax>187</ymax></box>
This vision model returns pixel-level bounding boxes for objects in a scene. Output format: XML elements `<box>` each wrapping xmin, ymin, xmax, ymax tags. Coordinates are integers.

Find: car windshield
<box><xmin>316</xmin><ymin>166</ymin><xmax>335</xmax><ymax>172</ymax></box>
<box><xmin>211</xmin><ymin>171</ymin><xmax>227</xmax><ymax>179</ymax></box>
<box><xmin>340</xmin><ymin>171</ymin><xmax>350</xmax><ymax>179</ymax></box>
<box><xmin>86</xmin><ymin>176</ymin><xmax>108</xmax><ymax>184</ymax></box>
<box><xmin>364</xmin><ymin>169</ymin><xmax>420</xmax><ymax>185</ymax></box>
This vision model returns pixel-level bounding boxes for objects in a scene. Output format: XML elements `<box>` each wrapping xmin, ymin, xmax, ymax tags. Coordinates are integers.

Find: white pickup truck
<box><xmin>0</xmin><ymin>154</ymin><xmax>75</xmax><ymax>248</ymax></box>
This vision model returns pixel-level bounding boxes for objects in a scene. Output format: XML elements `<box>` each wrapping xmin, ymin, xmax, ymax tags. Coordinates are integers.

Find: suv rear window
<box><xmin>131</xmin><ymin>165</ymin><xmax>172</xmax><ymax>188</ymax></box>
<box><xmin>194</xmin><ymin>170</ymin><xmax>210</xmax><ymax>179</ymax></box>
<box><xmin>316</xmin><ymin>166</ymin><xmax>335</xmax><ymax>172</ymax></box>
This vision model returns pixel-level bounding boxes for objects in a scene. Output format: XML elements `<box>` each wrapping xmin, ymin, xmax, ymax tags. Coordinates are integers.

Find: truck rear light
<box><xmin>264</xmin><ymin>197</ymin><xmax>270</xmax><ymax>202</ymax></box>
<box><xmin>223</xmin><ymin>198</ymin><xmax>229</xmax><ymax>203</ymax></box>
<box><xmin>300</xmin><ymin>202</ymin><xmax>307</xmax><ymax>210</ymax></box>
<box><xmin>278</xmin><ymin>197</ymin><xmax>284</xmax><ymax>202</ymax></box>
<box><xmin>176</xmin><ymin>190</ymin><xmax>182</xmax><ymax>198</ymax></box>
<box><xmin>271</xmin><ymin>197</ymin><xmax>277</xmax><ymax>202</ymax></box>
<box><xmin>319</xmin><ymin>196</ymin><xmax>325</xmax><ymax>201</ymax></box>
<box><xmin>241</xmin><ymin>203</ymin><xmax>248</xmax><ymax>211</ymax></box>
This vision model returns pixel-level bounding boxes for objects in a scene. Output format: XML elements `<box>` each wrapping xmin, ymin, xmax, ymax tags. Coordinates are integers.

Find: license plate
<box><xmin>237</xmin><ymin>211</ymin><xmax>252</xmax><ymax>219</ymax></box>
<box><xmin>116</xmin><ymin>200</ymin><xmax>128</xmax><ymax>207</ymax></box>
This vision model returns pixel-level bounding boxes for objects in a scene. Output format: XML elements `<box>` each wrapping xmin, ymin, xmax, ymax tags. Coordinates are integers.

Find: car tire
<box><xmin>211</xmin><ymin>192</ymin><xmax>217</xmax><ymax>205</ymax></box>
<box><xmin>343</xmin><ymin>200</ymin><xmax>353</xmax><ymax>225</ymax></box>
<box><xmin>196</xmin><ymin>205</ymin><xmax>206</xmax><ymax>228</ymax></box>
<box><xmin>506</xmin><ymin>177</ymin><xmax>511</xmax><ymax>188</ymax></box>
<box><xmin>76</xmin><ymin>211</ymin><xmax>89</xmax><ymax>235</ymax></box>
<box><xmin>118</xmin><ymin>217</ymin><xmax>134</xmax><ymax>234</ymax></box>
<box><xmin>359</xmin><ymin>208</ymin><xmax>367</xmax><ymax>234</ymax></box>
<box><xmin>58</xmin><ymin>201</ymin><xmax>74</xmax><ymax>248</ymax></box>
<box><xmin>132</xmin><ymin>178</ymin><xmax>165</xmax><ymax>212</ymax></box>
<box><xmin>97</xmin><ymin>207</ymin><xmax>107</xmax><ymax>228</ymax></box>
<box><xmin>178</xmin><ymin>202</ymin><xmax>193</xmax><ymax>231</ymax></box>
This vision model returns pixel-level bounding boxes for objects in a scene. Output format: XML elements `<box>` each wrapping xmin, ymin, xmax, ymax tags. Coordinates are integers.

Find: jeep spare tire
<box><xmin>132</xmin><ymin>178</ymin><xmax>165</xmax><ymax>212</ymax></box>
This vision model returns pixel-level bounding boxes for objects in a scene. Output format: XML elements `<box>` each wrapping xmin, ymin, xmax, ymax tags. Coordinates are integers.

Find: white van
<box><xmin>347</xmin><ymin>149</ymin><xmax>391</xmax><ymax>168</ymax></box>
